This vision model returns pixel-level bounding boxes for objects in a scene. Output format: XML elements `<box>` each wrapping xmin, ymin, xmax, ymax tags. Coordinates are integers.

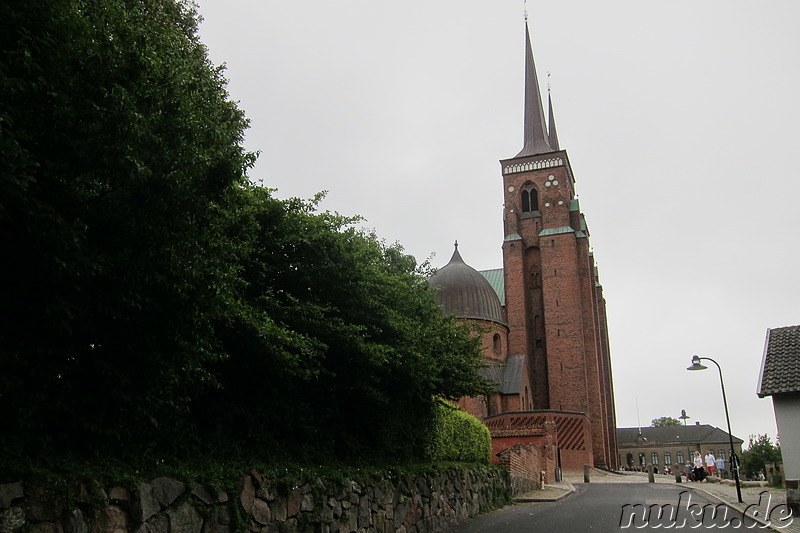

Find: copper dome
<box><xmin>429</xmin><ymin>243</ymin><xmax>505</xmax><ymax>325</ymax></box>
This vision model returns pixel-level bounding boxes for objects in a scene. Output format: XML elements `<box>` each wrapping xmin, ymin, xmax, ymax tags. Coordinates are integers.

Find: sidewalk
<box><xmin>515</xmin><ymin>468</ymin><xmax>799</xmax><ymax>532</ymax></box>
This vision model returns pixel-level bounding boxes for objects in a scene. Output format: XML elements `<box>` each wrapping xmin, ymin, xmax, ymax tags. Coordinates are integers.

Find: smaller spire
<box><xmin>547</xmin><ymin>92</ymin><xmax>560</xmax><ymax>151</ymax></box>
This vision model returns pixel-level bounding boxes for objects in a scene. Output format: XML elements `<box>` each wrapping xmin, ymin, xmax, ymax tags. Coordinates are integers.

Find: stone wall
<box><xmin>0</xmin><ymin>466</ymin><xmax>509</xmax><ymax>533</ymax></box>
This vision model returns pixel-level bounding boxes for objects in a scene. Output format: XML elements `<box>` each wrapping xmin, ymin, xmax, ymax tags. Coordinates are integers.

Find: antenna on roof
<box><xmin>523</xmin><ymin>0</ymin><xmax>528</xmax><ymax>21</ymax></box>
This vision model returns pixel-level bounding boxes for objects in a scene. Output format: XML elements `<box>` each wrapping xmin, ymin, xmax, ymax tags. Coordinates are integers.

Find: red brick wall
<box><xmin>485</xmin><ymin>411</ymin><xmax>590</xmax><ymax>478</ymax></box>
<box><xmin>539</xmin><ymin>232</ymin><xmax>589</xmax><ymax>414</ymax></box>
<box><xmin>497</xmin><ymin>443</ymin><xmax>542</xmax><ymax>495</ymax></box>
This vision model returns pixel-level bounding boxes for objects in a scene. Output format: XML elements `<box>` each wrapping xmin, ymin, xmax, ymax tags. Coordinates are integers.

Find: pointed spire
<box><xmin>515</xmin><ymin>23</ymin><xmax>552</xmax><ymax>158</ymax></box>
<box><xmin>448</xmin><ymin>240</ymin><xmax>465</xmax><ymax>264</ymax></box>
<box><xmin>547</xmin><ymin>92</ymin><xmax>560</xmax><ymax>151</ymax></box>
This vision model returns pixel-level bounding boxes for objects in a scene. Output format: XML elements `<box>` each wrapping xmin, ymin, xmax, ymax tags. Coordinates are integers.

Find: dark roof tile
<box><xmin>617</xmin><ymin>424</ymin><xmax>743</xmax><ymax>446</ymax></box>
<box><xmin>757</xmin><ymin>325</ymin><xmax>800</xmax><ymax>397</ymax></box>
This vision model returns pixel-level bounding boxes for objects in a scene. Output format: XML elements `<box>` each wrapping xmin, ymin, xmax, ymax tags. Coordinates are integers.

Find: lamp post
<box><xmin>687</xmin><ymin>355</ymin><xmax>743</xmax><ymax>503</ymax></box>
<box><xmin>679</xmin><ymin>409</ymin><xmax>691</xmax><ymax>468</ymax></box>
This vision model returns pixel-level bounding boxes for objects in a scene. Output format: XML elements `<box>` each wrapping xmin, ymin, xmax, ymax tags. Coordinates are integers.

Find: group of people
<box><xmin>684</xmin><ymin>450</ymin><xmax>725</xmax><ymax>482</ymax></box>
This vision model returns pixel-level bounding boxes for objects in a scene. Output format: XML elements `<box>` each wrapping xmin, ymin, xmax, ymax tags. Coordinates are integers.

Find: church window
<box><xmin>529</xmin><ymin>267</ymin><xmax>541</xmax><ymax>288</ymax></box>
<box><xmin>492</xmin><ymin>333</ymin><xmax>501</xmax><ymax>354</ymax></box>
<box><xmin>521</xmin><ymin>182</ymin><xmax>538</xmax><ymax>212</ymax></box>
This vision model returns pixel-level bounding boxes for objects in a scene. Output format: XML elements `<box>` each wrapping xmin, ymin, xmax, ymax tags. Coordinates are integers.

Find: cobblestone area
<box><xmin>517</xmin><ymin>469</ymin><xmax>799</xmax><ymax>532</ymax></box>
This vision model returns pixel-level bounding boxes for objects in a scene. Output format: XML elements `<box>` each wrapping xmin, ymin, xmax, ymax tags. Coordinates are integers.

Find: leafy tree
<box><xmin>198</xmin><ymin>189</ymin><xmax>491</xmax><ymax>462</ymax></box>
<box><xmin>0</xmin><ymin>0</ymin><xmax>254</xmax><ymax>457</ymax></box>
<box><xmin>740</xmin><ymin>434</ymin><xmax>782</xmax><ymax>481</ymax></box>
<box><xmin>0</xmin><ymin>0</ymin><xmax>491</xmax><ymax>468</ymax></box>
<box><xmin>651</xmin><ymin>417</ymin><xmax>682</xmax><ymax>427</ymax></box>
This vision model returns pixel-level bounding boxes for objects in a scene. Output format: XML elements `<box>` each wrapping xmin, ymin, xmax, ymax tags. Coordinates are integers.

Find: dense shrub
<box><xmin>426</xmin><ymin>400</ymin><xmax>492</xmax><ymax>464</ymax></box>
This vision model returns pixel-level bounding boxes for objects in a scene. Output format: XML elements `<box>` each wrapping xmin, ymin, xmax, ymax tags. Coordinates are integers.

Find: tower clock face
<box><xmin>508</xmin><ymin>186</ymin><xmax>515</xmax><ymax>192</ymax></box>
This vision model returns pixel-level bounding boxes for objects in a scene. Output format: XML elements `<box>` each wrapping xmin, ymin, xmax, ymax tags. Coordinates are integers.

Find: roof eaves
<box><xmin>757</xmin><ymin>328</ymin><xmax>772</xmax><ymax>398</ymax></box>
<box><xmin>539</xmin><ymin>226</ymin><xmax>574</xmax><ymax>237</ymax></box>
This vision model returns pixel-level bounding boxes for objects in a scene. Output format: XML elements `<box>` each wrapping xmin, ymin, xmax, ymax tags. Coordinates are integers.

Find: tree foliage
<box><xmin>740</xmin><ymin>434</ymin><xmax>782</xmax><ymax>481</ymax></box>
<box><xmin>651</xmin><ymin>417</ymin><xmax>682</xmax><ymax>427</ymax></box>
<box><xmin>196</xmin><ymin>188</ymin><xmax>491</xmax><ymax>462</ymax></box>
<box><xmin>1</xmin><ymin>0</ymin><xmax>254</xmax><ymax>456</ymax></box>
<box><xmin>0</xmin><ymin>0</ymin><xmax>490</xmax><ymax>468</ymax></box>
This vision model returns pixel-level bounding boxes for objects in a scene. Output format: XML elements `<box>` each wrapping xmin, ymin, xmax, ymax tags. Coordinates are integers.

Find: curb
<box><xmin>513</xmin><ymin>483</ymin><xmax>576</xmax><ymax>503</ymax></box>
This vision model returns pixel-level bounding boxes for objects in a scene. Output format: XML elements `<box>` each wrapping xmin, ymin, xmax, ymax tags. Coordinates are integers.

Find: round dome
<box><xmin>428</xmin><ymin>243</ymin><xmax>505</xmax><ymax>325</ymax></box>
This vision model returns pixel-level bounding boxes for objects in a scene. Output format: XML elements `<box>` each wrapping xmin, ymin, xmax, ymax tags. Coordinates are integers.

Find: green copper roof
<box><xmin>479</xmin><ymin>268</ymin><xmax>505</xmax><ymax>306</ymax></box>
<box><xmin>539</xmin><ymin>226</ymin><xmax>574</xmax><ymax>237</ymax></box>
<box><xmin>504</xmin><ymin>233</ymin><xmax>522</xmax><ymax>242</ymax></box>
<box><xmin>569</xmin><ymin>198</ymin><xmax>580</xmax><ymax>212</ymax></box>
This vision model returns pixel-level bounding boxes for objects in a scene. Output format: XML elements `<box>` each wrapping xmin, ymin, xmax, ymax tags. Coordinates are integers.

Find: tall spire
<box><xmin>515</xmin><ymin>23</ymin><xmax>552</xmax><ymax>158</ymax></box>
<box><xmin>547</xmin><ymin>92</ymin><xmax>560</xmax><ymax>151</ymax></box>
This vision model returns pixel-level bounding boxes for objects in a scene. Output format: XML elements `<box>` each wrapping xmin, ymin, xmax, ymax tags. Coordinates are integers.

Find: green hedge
<box><xmin>426</xmin><ymin>400</ymin><xmax>491</xmax><ymax>464</ymax></box>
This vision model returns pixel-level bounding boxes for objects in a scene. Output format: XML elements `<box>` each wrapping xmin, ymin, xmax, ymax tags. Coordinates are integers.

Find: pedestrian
<box><xmin>705</xmin><ymin>450</ymin><xmax>716</xmax><ymax>476</ymax></box>
<box><xmin>693</xmin><ymin>451</ymin><xmax>706</xmax><ymax>482</ymax></box>
<box><xmin>715</xmin><ymin>456</ymin><xmax>725</xmax><ymax>479</ymax></box>
<box><xmin>684</xmin><ymin>462</ymin><xmax>693</xmax><ymax>481</ymax></box>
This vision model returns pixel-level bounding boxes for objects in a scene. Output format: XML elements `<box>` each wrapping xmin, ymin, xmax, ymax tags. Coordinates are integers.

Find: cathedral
<box><xmin>429</xmin><ymin>22</ymin><xmax>618</xmax><ymax>473</ymax></box>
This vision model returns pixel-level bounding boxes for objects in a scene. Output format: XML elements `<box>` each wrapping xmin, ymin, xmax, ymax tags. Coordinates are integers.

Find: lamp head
<box><xmin>687</xmin><ymin>355</ymin><xmax>708</xmax><ymax>371</ymax></box>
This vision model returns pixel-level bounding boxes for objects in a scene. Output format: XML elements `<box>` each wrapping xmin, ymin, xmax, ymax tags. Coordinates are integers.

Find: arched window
<box><xmin>677</xmin><ymin>451</ymin><xmax>685</xmax><ymax>464</ymax></box>
<box><xmin>664</xmin><ymin>452</ymin><xmax>671</xmax><ymax>466</ymax></box>
<box><xmin>492</xmin><ymin>333</ymin><xmax>501</xmax><ymax>354</ymax></box>
<box><xmin>521</xmin><ymin>182</ymin><xmax>538</xmax><ymax>212</ymax></box>
<box><xmin>651</xmin><ymin>452</ymin><xmax>659</xmax><ymax>466</ymax></box>
<box><xmin>529</xmin><ymin>266</ymin><xmax>541</xmax><ymax>289</ymax></box>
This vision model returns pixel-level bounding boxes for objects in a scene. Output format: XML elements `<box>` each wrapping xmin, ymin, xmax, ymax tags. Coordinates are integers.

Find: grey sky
<box><xmin>196</xmin><ymin>1</ymin><xmax>800</xmax><ymax>446</ymax></box>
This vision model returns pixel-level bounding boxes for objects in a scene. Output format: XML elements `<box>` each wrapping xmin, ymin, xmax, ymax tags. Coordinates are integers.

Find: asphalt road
<box><xmin>447</xmin><ymin>484</ymin><xmax>765</xmax><ymax>532</ymax></box>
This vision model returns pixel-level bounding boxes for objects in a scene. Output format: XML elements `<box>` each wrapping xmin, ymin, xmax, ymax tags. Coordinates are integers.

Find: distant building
<box><xmin>757</xmin><ymin>324</ymin><xmax>800</xmax><ymax>513</ymax></box>
<box><xmin>428</xmin><ymin>20</ymin><xmax>617</xmax><ymax>476</ymax></box>
<box><xmin>617</xmin><ymin>423</ymin><xmax>743</xmax><ymax>473</ymax></box>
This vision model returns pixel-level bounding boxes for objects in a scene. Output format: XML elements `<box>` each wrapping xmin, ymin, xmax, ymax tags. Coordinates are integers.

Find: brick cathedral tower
<box><xmin>499</xmin><ymin>22</ymin><xmax>617</xmax><ymax>468</ymax></box>
<box><xmin>430</xmin><ymin>20</ymin><xmax>618</xmax><ymax>473</ymax></box>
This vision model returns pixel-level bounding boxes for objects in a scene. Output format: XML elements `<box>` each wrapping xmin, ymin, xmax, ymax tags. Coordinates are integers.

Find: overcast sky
<box><xmin>196</xmin><ymin>1</ymin><xmax>800</xmax><ymax>448</ymax></box>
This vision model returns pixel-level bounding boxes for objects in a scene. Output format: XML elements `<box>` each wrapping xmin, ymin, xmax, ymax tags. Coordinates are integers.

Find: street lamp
<box><xmin>687</xmin><ymin>355</ymin><xmax>743</xmax><ymax>503</ymax></box>
<box><xmin>679</xmin><ymin>409</ymin><xmax>691</xmax><ymax>469</ymax></box>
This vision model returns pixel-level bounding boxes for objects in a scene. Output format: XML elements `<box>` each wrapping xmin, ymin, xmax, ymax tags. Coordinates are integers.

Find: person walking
<box><xmin>715</xmin><ymin>456</ymin><xmax>725</xmax><ymax>479</ymax></box>
<box><xmin>693</xmin><ymin>451</ymin><xmax>706</xmax><ymax>481</ymax></box>
<box><xmin>705</xmin><ymin>451</ymin><xmax>716</xmax><ymax>476</ymax></box>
